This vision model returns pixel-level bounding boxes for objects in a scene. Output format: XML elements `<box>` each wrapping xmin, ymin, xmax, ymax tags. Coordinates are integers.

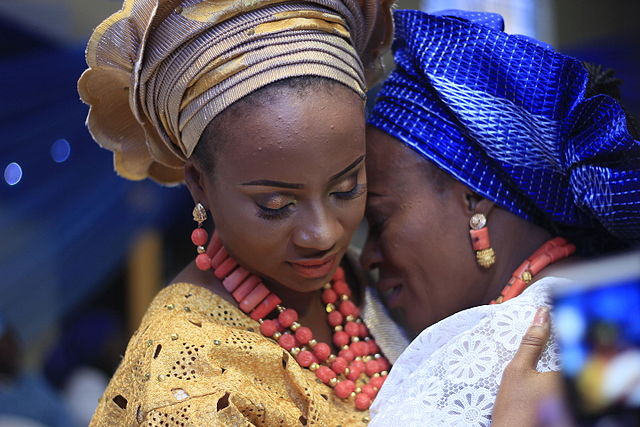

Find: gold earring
<box><xmin>192</xmin><ymin>202</ymin><xmax>207</xmax><ymax>225</ymax></box>
<box><xmin>469</xmin><ymin>213</ymin><xmax>495</xmax><ymax>268</ymax></box>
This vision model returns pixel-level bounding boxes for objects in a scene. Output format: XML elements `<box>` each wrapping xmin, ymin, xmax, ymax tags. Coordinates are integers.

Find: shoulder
<box><xmin>90</xmin><ymin>282</ymin><xmax>367</xmax><ymax>426</ymax></box>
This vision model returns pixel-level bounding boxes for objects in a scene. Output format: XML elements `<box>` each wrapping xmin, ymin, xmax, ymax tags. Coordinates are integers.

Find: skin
<box><xmin>180</xmin><ymin>83</ymin><xmax>367</xmax><ymax>346</ymax></box>
<box><xmin>361</xmin><ymin>127</ymin><xmax>554</xmax><ymax>336</ymax></box>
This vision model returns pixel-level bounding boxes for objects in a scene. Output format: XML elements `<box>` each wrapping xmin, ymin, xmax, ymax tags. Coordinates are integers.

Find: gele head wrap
<box><xmin>368</xmin><ymin>9</ymin><xmax>640</xmax><ymax>243</ymax></box>
<box><xmin>78</xmin><ymin>0</ymin><xmax>393</xmax><ymax>184</ymax></box>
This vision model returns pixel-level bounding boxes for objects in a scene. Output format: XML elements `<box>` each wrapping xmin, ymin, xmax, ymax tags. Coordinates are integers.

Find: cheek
<box><xmin>208</xmin><ymin>189</ymin><xmax>290</xmax><ymax>268</ymax></box>
<box><xmin>341</xmin><ymin>197</ymin><xmax>366</xmax><ymax>238</ymax></box>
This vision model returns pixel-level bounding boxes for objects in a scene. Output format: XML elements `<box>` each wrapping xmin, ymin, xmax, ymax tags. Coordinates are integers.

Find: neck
<box><xmin>263</xmin><ymin>277</ymin><xmax>319</xmax><ymax>315</ymax></box>
<box><xmin>481</xmin><ymin>213</ymin><xmax>553</xmax><ymax>303</ymax></box>
<box><xmin>263</xmin><ymin>277</ymin><xmax>337</xmax><ymax>347</ymax></box>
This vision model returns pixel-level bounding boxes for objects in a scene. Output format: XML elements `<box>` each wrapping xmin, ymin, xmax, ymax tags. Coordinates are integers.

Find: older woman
<box><xmin>362</xmin><ymin>9</ymin><xmax>640</xmax><ymax>426</ymax></box>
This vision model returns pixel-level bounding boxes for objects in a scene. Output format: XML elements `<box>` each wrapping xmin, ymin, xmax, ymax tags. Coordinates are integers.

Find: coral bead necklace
<box><xmin>491</xmin><ymin>236</ymin><xmax>576</xmax><ymax>304</ymax></box>
<box><xmin>191</xmin><ymin>224</ymin><xmax>390</xmax><ymax>411</ymax></box>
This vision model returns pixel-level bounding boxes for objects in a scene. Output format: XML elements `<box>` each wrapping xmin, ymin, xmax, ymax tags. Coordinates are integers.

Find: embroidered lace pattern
<box><xmin>90</xmin><ymin>282</ymin><xmax>371</xmax><ymax>426</ymax></box>
<box><xmin>369</xmin><ymin>277</ymin><xmax>565</xmax><ymax>427</ymax></box>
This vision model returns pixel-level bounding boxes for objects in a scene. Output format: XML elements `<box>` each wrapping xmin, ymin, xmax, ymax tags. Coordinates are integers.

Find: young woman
<box><xmin>80</xmin><ymin>0</ymin><xmax>395</xmax><ymax>424</ymax></box>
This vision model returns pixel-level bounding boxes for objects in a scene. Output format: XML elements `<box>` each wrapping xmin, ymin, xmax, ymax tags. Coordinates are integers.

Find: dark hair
<box><xmin>192</xmin><ymin>76</ymin><xmax>346</xmax><ymax>174</ymax></box>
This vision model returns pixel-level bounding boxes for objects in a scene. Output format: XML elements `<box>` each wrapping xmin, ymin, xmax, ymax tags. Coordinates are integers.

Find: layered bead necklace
<box><xmin>491</xmin><ymin>236</ymin><xmax>576</xmax><ymax>304</ymax></box>
<box><xmin>191</xmin><ymin>223</ymin><xmax>390</xmax><ymax>411</ymax></box>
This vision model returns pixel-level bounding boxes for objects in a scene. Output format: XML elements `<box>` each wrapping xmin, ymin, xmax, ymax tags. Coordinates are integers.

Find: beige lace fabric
<box><xmin>78</xmin><ymin>0</ymin><xmax>393</xmax><ymax>184</ymax></box>
<box><xmin>91</xmin><ymin>282</ymin><xmax>372</xmax><ymax>426</ymax></box>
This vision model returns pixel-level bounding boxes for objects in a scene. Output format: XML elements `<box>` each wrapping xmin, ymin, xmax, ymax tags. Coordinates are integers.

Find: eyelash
<box><xmin>332</xmin><ymin>183</ymin><xmax>366</xmax><ymax>200</ymax></box>
<box><xmin>255</xmin><ymin>182</ymin><xmax>365</xmax><ymax>221</ymax></box>
<box><xmin>256</xmin><ymin>203</ymin><xmax>295</xmax><ymax>220</ymax></box>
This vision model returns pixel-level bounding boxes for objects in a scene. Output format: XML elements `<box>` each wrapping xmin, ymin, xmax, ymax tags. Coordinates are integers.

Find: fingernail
<box><xmin>532</xmin><ymin>306</ymin><xmax>549</xmax><ymax>326</ymax></box>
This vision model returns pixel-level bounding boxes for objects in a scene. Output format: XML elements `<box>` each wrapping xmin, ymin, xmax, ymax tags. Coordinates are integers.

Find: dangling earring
<box><xmin>469</xmin><ymin>213</ymin><xmax>495</xmax><ymax>268</ymax></box>
<box><xmin>192</xmin><ymin>203</ymin><xmax>212</xmax><ymax>271</ymax></box>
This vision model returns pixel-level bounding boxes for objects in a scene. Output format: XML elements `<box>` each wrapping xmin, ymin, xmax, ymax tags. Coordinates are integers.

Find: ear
<box><xmin>453</xmin><ymin>181</ymin><xmax>495</xmax><ymax>217</ymax></box>
<box><xmin>184</xmin><ymin>159</ymin><xmax>209</xmax><ymax>209</ymax></box>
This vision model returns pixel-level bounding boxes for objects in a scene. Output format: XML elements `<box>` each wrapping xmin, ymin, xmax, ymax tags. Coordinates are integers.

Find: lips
<box><xmin>376</xmin><ymin>278</ymin><xmax>403</xmax><ymax>308</ymax></box>
<box><xmin>288</xmin><ymin>254</ymin><xmax>337</xmax><ymax>279</ymax></box>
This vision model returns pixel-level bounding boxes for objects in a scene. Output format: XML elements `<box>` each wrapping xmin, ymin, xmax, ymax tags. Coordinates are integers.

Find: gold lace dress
<box><xmin>90</xmin><ymin>282</ymin><xmax>372</xmax><ymax>426</ymax></box>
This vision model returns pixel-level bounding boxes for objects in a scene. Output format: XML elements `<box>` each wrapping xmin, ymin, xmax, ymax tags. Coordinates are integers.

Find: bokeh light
<box><xmin>555</xmin><ymin>305</ymin><xmax>586</xmax><ymax>345</ymax></box>
<box><xmin>51</xmin><ymin>138</ymin><xmax>71</xmax><ymax>163</ymax></box>
<box><xmin>4</xmin><ymin>162</ymin><xmax>23</xmax><ymax>185</ymax></box>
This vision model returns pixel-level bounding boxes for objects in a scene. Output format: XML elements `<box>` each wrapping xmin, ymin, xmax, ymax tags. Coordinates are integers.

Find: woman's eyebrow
<box><xmin>241</xmin><ymin>155</ymin><xmax>364</xmax><ymax>189</ymax></box>
<box><xmin>329</xmin><ymin>155</ymin><xmax>365</xmax><ymax>182</ymax></box>
<box><xmin>241</xmin><ymin>180</ymin><xmax>304</xmax><ymax>189</ymax></box>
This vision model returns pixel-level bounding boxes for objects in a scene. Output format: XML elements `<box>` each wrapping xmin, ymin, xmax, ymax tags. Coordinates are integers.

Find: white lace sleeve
<box><xmin>369</xmin><ymin>277</ymin><xmax>565</xmax><ymax>426</ymax></box>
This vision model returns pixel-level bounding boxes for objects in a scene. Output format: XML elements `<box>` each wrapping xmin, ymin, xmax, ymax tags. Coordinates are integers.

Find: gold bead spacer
<box><xmin>373</xmin><ymin>373</ymin><xmax>380</xmax><ymax>378</ymax></box>
<box><xmin>344</xmin><ymin>368</ymin><xmax>350</xmax><ymax>376</ymax></box>
<box><xmin>355</xmin><ymin>387</ymin><xmax>362</xmax><ymax>394</ymax></box>
<box><xmin>197</xmin><ymin>245</ymin><xmax>205</xmax><ymax>254</ymax></box>
<box><xmin>308</xmin><ymin>339</ymin><xmax>317</xmax><ymax>347</ymax></box>
<box><xmin>276</xmin><ymin>305</ymin><xmax>285</xmax><ymax>313</ymax></box>
<box><xmin>341</xmin><ymin>345</ymin><xmax>350</xmax><ymax>351</ymax></box>
<box><xmin>290</xmin><ymin>347</ymin><xmax>301</xmax><ymax>356</ymax></box>
<box><xmin>290</xmin><ymin>322</ymin><xmax>301</xmax><ymax>331</ymax></box>
<box><xmin>340</xmin><ymin>294</ymin><xmax>349</xmax><ymax>301</ymax></box>
<box><xmin>381</xmin><ymin>370</ymin><xmax>388</xmax><ymax>376</ymax></box>
<box><xmin>328</xmin><ymin>354</ymin><xmax>337</xmax><ymax>363</ymax></box>
<box><xmin>323</xmin><ymin>282</ymin><xmax>332</xmax><ymax>290</ymax></box>
<box><xmin>350</xmin><ymin>392</ymin><xmax>356</xmax><ymax>398</ymax></box>
<box><xmin>345</xmin><ymin>315</ymin><xmax>355</xmax><ymax>322</ymax></box>
<box><xmin>329</xmin><ymin>378</ymin><xmax>338</xmax><ymax>387</ymax></box>
<box><xmin>351</xmin><ymin>336</ymin><xmax>360</xmax><ymax>343</ymax></box>
<box><xmin>355</xmin><ymin>356</ymin><xmax>363</xmax><ymax>361</ymax></box>
<box><xmin>273</xmin><ymin>332</ymin><xmax>282</xmax><ymax>340</ymax></box>
<box><xmin>363</xmin><ymin>355</ymin><xmax>372</xmax><ymax>362</ymax></box>
<box><xmin>334</xmin><ymin>325</ymin><xmax>343</xmax><ymax>332</ymax></box>
<box><xmin>325</xmin><ymin>303</ymin><xmax>335</xmax><ymax>313</ymax></box>
<box><xmin>521</xmin><ymin>270</ymin><xmax>533</xmax><ymax>284</ymax></box>
<box><xmin>476</xmin><ymin>248</ymin><xmax>496</xmax><ymax>269</ymax></box>
<box><xmin>309</xmin><ymin>363</ymin><xmax>320</xmax><ymax>372</ymax></box>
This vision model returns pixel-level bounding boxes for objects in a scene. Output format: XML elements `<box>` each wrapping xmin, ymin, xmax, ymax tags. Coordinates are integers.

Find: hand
<box><xmin>492</xmin><ymin>307</ymin><xmax>570</xmax><ymax>427</ymax></box>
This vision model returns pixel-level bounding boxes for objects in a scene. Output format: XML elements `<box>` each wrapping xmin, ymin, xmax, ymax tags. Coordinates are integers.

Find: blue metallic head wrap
<box><xmin>368</xmin><ymin>9</ymin><xmax>640</xmax><ymax>244</ymax></box>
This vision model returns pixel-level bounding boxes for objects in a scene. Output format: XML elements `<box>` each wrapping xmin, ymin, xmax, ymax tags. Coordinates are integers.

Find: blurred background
<box><xmin>0</xmin><ymin>0</ymin><xmax>638</xmax><ymax>425</ymax></box>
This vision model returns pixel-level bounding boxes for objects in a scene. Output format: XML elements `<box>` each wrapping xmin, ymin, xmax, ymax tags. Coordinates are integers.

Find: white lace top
<box><xmin>369</xmin><ymin>277</ymin><xmax>566</xmax><ymax>426</ymax></box>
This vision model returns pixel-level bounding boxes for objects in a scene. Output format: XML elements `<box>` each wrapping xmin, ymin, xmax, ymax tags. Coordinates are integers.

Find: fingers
<box><xmin>511</xmin><ymin>307</ymin><xmax>551</xmax><ymax>371</ymax></box>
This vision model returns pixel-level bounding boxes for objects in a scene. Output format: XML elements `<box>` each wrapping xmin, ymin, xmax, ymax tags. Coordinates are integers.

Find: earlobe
<box><xmin>462</xmin><ymin>189</ymin><xmax>495</xmax><ymax>216</ymax></box>
<box><xmin>184</xmin><ymin>161</ymin><xmax>208</xmax><ymax>207</ymax></box>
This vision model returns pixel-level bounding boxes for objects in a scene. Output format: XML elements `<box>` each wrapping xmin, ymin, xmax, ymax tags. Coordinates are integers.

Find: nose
<box><xmin>292</xmin><ymin>204</ymin><xmax>342</xmax><ymax>255</ymax></box>
<box><xmin>360</xmin><ymin>233</ymin><xmax>383</xmax><ymax>271</ymax></box>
